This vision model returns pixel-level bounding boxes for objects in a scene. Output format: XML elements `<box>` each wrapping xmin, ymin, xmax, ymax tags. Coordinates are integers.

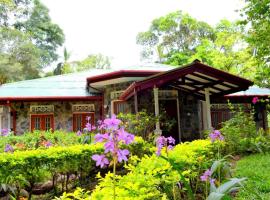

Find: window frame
<box><xmin>72</xmin><ymin>112</ymin><xmax>95</xmax><ymax>132</ymax></box>
<box><xmin>30</xmin><ymin>114</ymin><xmax>54</xmax><ymax>132</ymax></box>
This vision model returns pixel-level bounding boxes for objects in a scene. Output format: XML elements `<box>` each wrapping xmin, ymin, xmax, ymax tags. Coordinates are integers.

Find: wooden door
<box><xmin>31</xmin><ymin>114</ymin><xmax>54</xmax><ymax>132</ymax></box>
<box><xmin>73</xmin><ymin>112</ymin><xmax>95</xmax><ymax>132</ymax></box>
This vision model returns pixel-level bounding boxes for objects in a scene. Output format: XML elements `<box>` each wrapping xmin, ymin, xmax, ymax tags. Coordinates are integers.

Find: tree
<box><xmin>137</xmin><ymin>11</ymin><xmax>258</xmax><ymax>81</ymax></box>
<box><xmin>0</xmin><ymin>0</ymin><xmax>65</xmax><ymax>68</ymax></box>
<box><xmin>190</xmin><ymin>20</ymin><xmax>258</xmax><ymax>79</ymax></box>
<box><xmin>136</xmin><ymin>11</ymin><xmax>215</xmax><ymax>64</ymax></box>
<box><xmin>0</xmin><ymin>27</ymin><xmax>40</xmax><ymax>83</ymax></box>
<box><xmin>76</xmin><ymin>53</ymin><xmax>111</xmax><ymax>71</ymax></box>
<box><xmin>241</xmin><ymin>0</ymin><xmax>270</xmax><ymax>87</ymax></box>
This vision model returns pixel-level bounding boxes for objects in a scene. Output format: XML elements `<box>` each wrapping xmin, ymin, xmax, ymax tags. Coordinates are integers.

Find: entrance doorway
<box><xmin>159</xmin><ymin>99</ymin><xmax>180</xmax><ymax>144</ymax></box>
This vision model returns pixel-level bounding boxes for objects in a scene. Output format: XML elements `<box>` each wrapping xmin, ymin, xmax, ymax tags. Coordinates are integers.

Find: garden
<box><xmin>0</xmin><ymin>101</ymin><xmax>270</xmax><ymax>200</ymax></box>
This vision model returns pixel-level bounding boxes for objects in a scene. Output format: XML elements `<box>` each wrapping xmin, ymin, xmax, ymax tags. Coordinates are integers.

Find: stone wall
<box><xmin>10</xmin><ymin>100</ymin><xmax>102</xmax><ymax>134</ymax></box>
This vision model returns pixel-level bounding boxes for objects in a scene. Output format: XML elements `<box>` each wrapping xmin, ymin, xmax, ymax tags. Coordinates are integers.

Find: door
<box><xmin>31</xmin><ymin>114</ymin><xmax>54</xmax><ymax>132</ymax></box>
<box><xmin>73</xmin><ymin>112</ymin><xmax>95</xmax><ymax>132</ymax></box>
<box><xmin>160</xmin><ymin>99</ymin><xmax>180</xmax><ymax>143</ymax></box>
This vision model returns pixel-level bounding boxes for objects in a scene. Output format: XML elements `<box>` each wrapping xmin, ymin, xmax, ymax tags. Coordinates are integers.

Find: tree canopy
<box><xmin>137</xmin><ymin>11</ymin><xmax>262</xmax><ymax>84</ymax></box>
<box><xmin>0</xmin><ymin>0</ymin><xmax>64</xmax><ymax>83</ymax></box>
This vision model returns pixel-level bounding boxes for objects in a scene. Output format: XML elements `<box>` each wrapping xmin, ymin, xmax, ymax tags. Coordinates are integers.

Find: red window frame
<box><xmin>30</xmin><ymin>114</ymin><xmax>54</xmax><ymax>132</ymax></box>
<box><xmin>72</xmin><ymin>112</ymin><xmax>95</xmax><ymax>132</ymax></box>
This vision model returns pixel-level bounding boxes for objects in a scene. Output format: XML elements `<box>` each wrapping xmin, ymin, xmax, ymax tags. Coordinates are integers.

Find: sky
<box><xmin>41</xmin><ymin>0</ymin><xmax>244</xmax><ymax>69</ymax></box>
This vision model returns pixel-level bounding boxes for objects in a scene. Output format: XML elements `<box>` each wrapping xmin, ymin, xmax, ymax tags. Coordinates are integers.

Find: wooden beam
<box><xmin>193</xmin><ymin>80</ymin><xmax>223</xmax><ymax>93</ymax></box>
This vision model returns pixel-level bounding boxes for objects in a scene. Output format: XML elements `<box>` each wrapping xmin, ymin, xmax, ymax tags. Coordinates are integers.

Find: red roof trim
<box><xmin>0</xmin><ymin>96</ymin><xmax>103</xmax><ymax>102</ymax></box>
<box><xmin>120</xmin><ymin>61</ymin><xmax>253</xmax><ymax>100</ymax></box>
<box><xmin>87</xmin><ymin>70</ymin><xmax>161</xmax><ymax>84</ymax></box>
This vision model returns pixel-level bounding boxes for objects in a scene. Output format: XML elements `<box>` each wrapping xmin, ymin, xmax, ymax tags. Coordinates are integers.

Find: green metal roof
<box><xmin>227</xmin><ymin>85</ymin><xmax>270</xmax><ymax>97</ymax></box>
<box><xmin>0</xmin><ymin>64</ymin><xmax>173</xmax><ymax>99</ymax></box>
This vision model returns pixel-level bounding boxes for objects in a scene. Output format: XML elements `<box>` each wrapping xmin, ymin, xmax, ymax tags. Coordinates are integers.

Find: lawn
<box><xmin>235</xmin><ymin>153</ymin><xmax>270</xmax><ymax>200</ymax></box>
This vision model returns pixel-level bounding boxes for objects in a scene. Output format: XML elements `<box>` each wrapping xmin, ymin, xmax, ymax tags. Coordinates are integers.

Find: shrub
<box><xmin>118</xmin><ymin>111</ymin><xmax>157</xmax><ymax>140</ymax></box>
<box><xmin>0</xmin><ymin>136</ymin><xmax>150</xmax><ymax>199</ymax></box>
<box><xmin>0</xmin><ymin>130</ymin><xmax>84</xmax><ymax>152</ymax></box>
<box><xmin>220</xmin><ymin>109</ymin><xmax>257</xmax><ymax>154</ymax></box>
<box><xmin>57</xmin><ymin>140</ymin><xmax>213</xmax><ymax>200</ymax></box>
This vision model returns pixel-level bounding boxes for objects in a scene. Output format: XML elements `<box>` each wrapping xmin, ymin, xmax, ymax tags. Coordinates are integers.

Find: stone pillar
<box><xmin>154</xmin><ymin>87</ymin><xmax>162</xmax><ymax>135</ymax></box>
<box><xmin>205</xmin><ymin>88</ymin><xmax>212</xmax><ymax>130</ymax></box>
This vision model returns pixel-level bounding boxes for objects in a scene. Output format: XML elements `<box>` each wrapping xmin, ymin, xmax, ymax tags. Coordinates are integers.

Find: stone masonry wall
<box><xmin>11</xmin><ymin>100</ymin><xmax>102</xmax><ymax>134</ymax></box>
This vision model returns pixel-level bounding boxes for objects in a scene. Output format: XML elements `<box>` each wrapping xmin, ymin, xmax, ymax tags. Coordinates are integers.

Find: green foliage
<box><xmin>0</xmin><ymin>27</ymin><xmax>41</xmax><ymax>83</ymax></box>
<box><xmin>0</xmin><ymin>0</ymin><xmax>65</xmax><ymax>82</ymax></box>
<box><xmin>0</xmin><ymin>136</ymin><xmax>150</xmax><ymax>199</ymax></box>
<box><xmin>117</xmin><ymin>111</ymin><xmax>157</xmax><ymax>141</ymax></box>
<box><xmin>235</xmin><ymin>153</ymin><xmax>270</xmax><ymax>199</ymax></box>
<box><xmin>76</xmin><ymin>53</ymin><xmax>111</xmax><ymax>71</ymax></box>
<box><xmin>137</xmin><ymin>11</ymin><xmax>214</xmax><ymax>63</ymax></box>
<box><xmin>58</xmin><ymin>140</ymin><xmax>213</xmax><ymax>200</ymax></box>
<box><xmin>137</xmin><ymin>11</ymin><xmax>260</xmax><ymax>81</ymax></box>
<box><xmin>207</xmin><ymin>178</ymin><xmax>246</xmax><ymax>200</ymax></box>
<box><xmin>220</xmin><ymin>108</ymin><xmax>257</xmax><ymax>154</ymax></box>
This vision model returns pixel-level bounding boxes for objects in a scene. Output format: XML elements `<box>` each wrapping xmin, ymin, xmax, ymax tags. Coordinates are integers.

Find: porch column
<box><xmin>7</xmin><ymin>107</ymin><xmax>11</xmax><ymax>130</ymax></box>
<box><xmin>205</xmin><ymin>88</ymin><xmax>212</xmax><ymax>130</ymax></box>
<box><xmin>154</xmin><ymin>87</ymin><xmax>162</xmax><ymax>135</ymax></box>
<box><xmin>134</xmin><ymin>88</ymin><xmax>138</xmax><ymax>114</ymax></box>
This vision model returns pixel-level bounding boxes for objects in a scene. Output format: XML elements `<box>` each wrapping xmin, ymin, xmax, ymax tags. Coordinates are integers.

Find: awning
<box><xmin>120</xmin><ymin>60</ymin><xmax>253</xmax><ymax>100</ymax></box>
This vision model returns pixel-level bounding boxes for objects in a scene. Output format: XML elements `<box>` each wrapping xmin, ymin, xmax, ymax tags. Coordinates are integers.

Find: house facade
<box><xmin>0</xmin><ymin>60</ymin><xmax>268</xmax><ymax>142</ymax></box>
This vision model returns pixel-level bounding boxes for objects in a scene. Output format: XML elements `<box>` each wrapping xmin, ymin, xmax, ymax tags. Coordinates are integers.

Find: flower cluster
<box><xmin>1</xmin><ymin>128</ymin><xmax>10</xmax><ymax>137</ymax></box>
<box><xmin>209</xmin><ymin>130</ymin><xmax>224</xmax><ymax>143</ymax></box>
<box><xmin>156</xmin><ymin>136</ymin><xmax>175</xmax><ymax>156</ymax></box>
<box><xmin>200</xmin><ymin>169</ymin><xmax>215</xmax><ymax>184</ymax></box>
<box><xmin>92</xmin><ymin>115</ymin><xmax>135</xmax><ymax>168</ymax></box>
<box><xmin>252</xmin><ymin>96</ymin><xmax>259</xmax><ymax>104</ymax></box>
<box><xmin>4</xmin><ymin>144</ymin><xmax>14</xmax><ymax>153</ymax></box>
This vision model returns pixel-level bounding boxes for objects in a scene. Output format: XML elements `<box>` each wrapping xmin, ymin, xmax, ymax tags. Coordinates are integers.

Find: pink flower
<box><xmin>252</xmin><ymin>97</ymin><xmax>259</xmax><ymax>104</ymax></box>
<box><xmin>94</xmin><ymin>133</ymin><xmax>109</xmax><ymax>143</ymax></box>
<box><xmin>103</xmin><ymin>114</ymin><xmax>122</xmax><ymax>130</ymax></box>
<box><xmin>104</xmin><ymin>140</ymin><xmax>115</xmax><ymax>153</ymax></box>
<box><xmin>92</xmin><ymin>154</ymin><xmax>109</xmax><ymax>168</ymax></box>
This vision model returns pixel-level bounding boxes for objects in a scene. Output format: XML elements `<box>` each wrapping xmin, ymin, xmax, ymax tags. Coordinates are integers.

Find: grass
<box><xmin>234</xmin><ymin>153</ymin><xmax>270</xmax><ymax>200</ymax></box>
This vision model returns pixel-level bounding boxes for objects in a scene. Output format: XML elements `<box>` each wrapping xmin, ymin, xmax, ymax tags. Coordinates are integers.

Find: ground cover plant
<box><xmin>234</xmin><ymin>153</ymin><xmax>270</xmax><ymax>200</ymax></box>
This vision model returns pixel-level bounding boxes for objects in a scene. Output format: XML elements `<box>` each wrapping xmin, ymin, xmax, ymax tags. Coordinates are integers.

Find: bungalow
<box><xmin>0</xmin><ymin>60</ymin><xmax>268</xmax><ymax>142</ymax></box>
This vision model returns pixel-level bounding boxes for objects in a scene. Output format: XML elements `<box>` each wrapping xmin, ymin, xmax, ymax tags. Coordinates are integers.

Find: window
<box><xmin>30</xmin><ymin>114</ymin><xmax>54</xmax><ymax>132</ymax></box>
<box><xmin>73</xmin><ymin>112</ymin><xmax>94</xmax><ymax>132</ymax></box>
<box><xmin>112</xmin><ymin>100</ymin><xmax>130</xmax><ymax>115</ymax></box>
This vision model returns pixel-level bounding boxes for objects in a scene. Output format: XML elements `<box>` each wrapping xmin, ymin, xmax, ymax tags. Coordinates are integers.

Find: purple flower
<box><xmin>44</xmin><ymin>141</ymin><xmax>52</xmax><ymax>148</ymax></box>
<box><xmin>209</xmin><ymin>130</ymin><xmax>224</xmax><ymax>142</ymax></box>
<box><xmin>92</xmin><ymin>154</ymin><xmax>109</xmax><ymax>168</ymax></box>
<box><xmin>85</xmin><ymin>123</ymin><xmax>92</xmax><ymax>132</ymax></box>
<box><xmin>118</xmin><ymin>128</ymin><xmax>135</xmax><ymax>145</ymax></box>
<box><xmin>155</xmin><ymin>136</ymin><xmax>175</xmax><ymax>156</ymax></box>
<box><xmin>252</xmin><ymin>97</ymin><xmax>259</xmax><ymax>104</ymax></box>
<box><xmin>1</xmin><ymin>128</ymin><xmax>9</xmax><ymax>136</ymax></box>
<box><xmin>210</xmin><ymin>178</ymin><xmax>216</xmax><ymax>185</ymax></box>
<box><xmin>117</xmin><ymin>149</ymin><xmax>129</xmax><ymax>162</ymax></box>
<box><xmin>86</xmin><ymin>116</ymin><xmax>91</xmax><ymax>122</ymax></box>
<box><xmin>200</xmin><ymin>169</ymin><xmax>212</xmax><ymax>182</ymax></box>
<box><xmin>76</xmin><ymin>130</ymin><xmax>82</xmax><ymax>136</ymax></box>
<box><xmin>167</xmin><ymin>136</ymin><xmax>175</xmax><ymax>145</ymax></box>
<box><xmin>4</xmin><ymin>144</ymin><xmax>14</xmax><ymax>153</ymax></box>
<box><xmin>104</xmin><ymin>140</ymin><xmax>115</xmax><ymax>153</ymax></box>
<box><xmin>103</xmin><ymin>114</ymin><xmax>122</xmax><ymax>130</ymax></box>
<box><xmin>94</xmin><ymin>133</ymin><xmax>109</xmax><ymax>143</ymax></box>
